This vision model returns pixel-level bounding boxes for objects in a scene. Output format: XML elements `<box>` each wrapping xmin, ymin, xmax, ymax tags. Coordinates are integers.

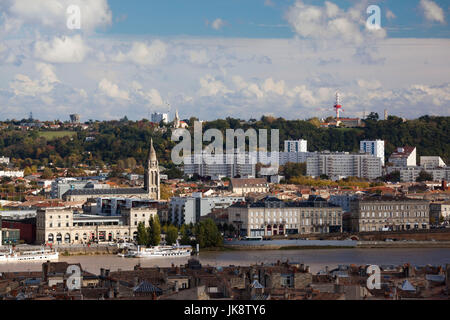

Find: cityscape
<box><xmin>0</xmin><ymin>0</ymin><xmax>449</xmax><ymax>313</ymax></box>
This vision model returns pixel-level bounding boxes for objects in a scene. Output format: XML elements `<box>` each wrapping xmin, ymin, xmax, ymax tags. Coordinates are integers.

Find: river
<box><xmin>1</xmin><ymin>248</ymin><xmax>450</xmax><ymax>274</ymax></box>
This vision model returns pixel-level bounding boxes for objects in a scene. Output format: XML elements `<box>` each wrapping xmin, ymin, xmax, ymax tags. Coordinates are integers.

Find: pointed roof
<box><xmin>400</xmin><ymin>280</ymin><xmax>416</xmax><ymax>292</ymax></box>
<box><xmin>149</xmin><ymin>138</ymin><xmax>157</xmax><ymax>162</ymax></box>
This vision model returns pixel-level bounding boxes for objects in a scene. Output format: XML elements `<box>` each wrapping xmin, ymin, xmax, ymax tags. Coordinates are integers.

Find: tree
<box><xmin>366</xmin><ymin>112</ymin><xmax>379</xmax><ymax>121</ymax></box>
<box><xmin>23</xmin><ymin>166</ymin><xmax>32</xmax><ymax>176</ymax></box>
<box><xmin>160</xmin><ymin>184</ymin><xmax>173</xmax><ymax>200</ymax></box>
<box><xmin>194</xmin><ymin>219</ymin><xmax>223</xmax><ymax>248</ymax></box>
<box><xmin>41</xmin><ymin>168</ymin><xmax>53</xmax><ymax>179</ymax></box>
<box><xmin>147</xmin><ymin>215</ymin><xmax>161</xmax><ymax>246</ymax></box>
<box><xmin>179</xmin><ymin>225</ymin><xmax>191</xmax><ymax>245</ymax></box>
<box><xmin>282</xmin><ymin>162</ymin><xmax>307</xmax><ymax>181</ymax></box>
<box><xmin>136</xmin><ymin>222</ymin><xmax>149</xmax><ymax>245</ymax></box>
<box><xmin>416</xmin><ymin>170</ymin><xmax>433</xmax><ymax>182</ymax></box>
<box><xmin>165</xmin><ymin>225</ymin><xmax>179</xmax><ymax>245</ymax></box>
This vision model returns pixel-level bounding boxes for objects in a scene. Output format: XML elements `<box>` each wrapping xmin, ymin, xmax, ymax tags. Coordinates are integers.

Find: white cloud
<box><xmin>9</xmin><ymin>63</ymin><xmax>59</xmax><ymax>96</ymax></box>
<box><xmin>1</xmin><ymin>0</ymin><xmax>112</xmax><ymax>33</ymax></box>
<box><xmin>98</xmin><ymin>78</ymin><xmax>129</xmax><ymax>100</ymax></box>
<box><xmin>113</xmin><ymin>40</ymin><xmax>167</xmax><ymax>66</ymax></box>
<box><xmin>211</xmin><ymin>18</ymin><xmax>225</xmax><ymax>30</ymax></box>
<box><xmin>285</xmin><ymin>0</ymin><xmax>386</xmax><ymax>45</ymax></box>
<box><xmin>420</xmin><ymin>0</ymin><xmax>445</xmax><ymax>24</ymax></box>
<box><xmin>198</xmin><ymin>75</ymin><xmax>232</xmax><ymax>97</ymax></box>
<box><xmin>386</xmin><ymin>9</ymin><xmax>396</xmax><ymax>20</ymax></box>
<box><xmin>357</xmin><ymin>79</ymin><xmax>382</xmax><ymax>90</ymax></box>
<box><xmin>132</xmin><ymin>81</ymin><xmax>164</xmax><ymax>106</ymax></box>
<box><xmin>34</xmin><ymin>35</ymin><xmax>90</xmax><ymax>63</ymax></box>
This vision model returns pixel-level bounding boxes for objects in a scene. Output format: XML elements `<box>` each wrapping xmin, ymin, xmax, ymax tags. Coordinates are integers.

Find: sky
<box><xmin>0</xmin><ymin>0</ymin><xmax>449</xmax><ymax>121</ymax></box>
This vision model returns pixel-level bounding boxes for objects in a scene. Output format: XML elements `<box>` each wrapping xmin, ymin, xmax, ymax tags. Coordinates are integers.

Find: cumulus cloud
<box><xmin>113</xmin><ymin>40</ymin><xmax>167</xmax><ymax>66</ymax></box>
<box><xmin>211</xmin><ymin>18</ymin><xmax>225</xmax><ymax>30</ymax></box>
<box><xmin>285</xmin><ymin>1</ymin><xmax>386</xmax><ymax>45</ymax></box>
<box><xmin>198</xmin><ymin>75</ymin><xmax>232</xmax><ymax>97</ymax></box>
<box><xmin>0</xmin><ymin>0</ymin><xmax>112</xmax><ymax>33</ymax></box>
<box><xmin>9</xmin><ymin>63</ymin><xmax>59</xmax><ymax>96</ymax></box>
<box><xmin>131</xmin><ymin>81</ymin><xmax>164</xmax><ymax>106</ymax></box>
<box><xmin>34</xmin><ymin>35</ymin><xmax>90</xmax><ymax>63</ymax></box>
<box><xmin>98</xmin><ymin>78</ymin><xmax>129</xmax><ymax>100</ymax></box>
<box><xmin>420</xmin><ymin>0</ymin><xmax>445</xmax><ymax>24</ymax></box>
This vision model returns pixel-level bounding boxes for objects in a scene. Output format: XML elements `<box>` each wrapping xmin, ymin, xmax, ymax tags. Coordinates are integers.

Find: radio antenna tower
<box><xmin>333</xmin><ymin>91</ymin><xmax>343</xmax><ymax>120</ymax></box>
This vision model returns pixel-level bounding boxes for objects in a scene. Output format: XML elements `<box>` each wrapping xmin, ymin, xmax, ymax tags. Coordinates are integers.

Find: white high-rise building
<box><xmin>151</xmin><ymin>112</ymin><xmax>169</xmax><ymax>124</ymax></box>
<box><xmin>284</xmin><ymin>140</ymin><xmax>308</xmax><ymax>153</ymax></box>
<box><xmin>306</xmin><ymin>152</ymin><xmax>382</xmax><ymax>180</ymax></box>
<box><xmin>360</xmin><ymin>140</ymin><xmax>385</xmax><ymax>166</ymax></box>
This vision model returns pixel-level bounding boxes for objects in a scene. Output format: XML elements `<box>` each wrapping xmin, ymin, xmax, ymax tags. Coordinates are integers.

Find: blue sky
<box><xmin>0</xmin><ymin>0</ymin><xmax>448</xmax><ymax>121</ymax></box>
<box><xmin>103</xmin><ymin>0</ymin><xmax>450</xmax><ymax>38</ymax></box>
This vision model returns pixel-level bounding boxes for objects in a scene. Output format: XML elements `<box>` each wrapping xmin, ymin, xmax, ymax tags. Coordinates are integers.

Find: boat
<box><xmin>122</xmin><ymin>244</ymin><xmax>193</xmax><ymax>258</ymax></box>
<box><xmin>0</xmin><ymin>247</ymin><xmax>59</xmax><ymax>263</ymax></box>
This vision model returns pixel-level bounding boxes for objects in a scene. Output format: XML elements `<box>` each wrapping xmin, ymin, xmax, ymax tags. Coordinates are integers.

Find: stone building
<box><xmin>349</xmin><ymin>196</ymin><xmax>430</xmax><ymax>232</ymax></box>
<box><xmin>36</xmin><ymin>206</ymin><xmax>157</xmax><ymax>244</ymax></box>
<box><xmin>63</xmin><ymin>139</ymin><xmax>160</xmax><ymax>202</ymax></box>
<box><xmin>227</xmin><ymin>196</ymin><xmax>343</xmax><ymax>237</ymax></box>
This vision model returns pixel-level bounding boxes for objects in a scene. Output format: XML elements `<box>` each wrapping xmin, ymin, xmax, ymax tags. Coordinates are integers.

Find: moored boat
<box><xmin>0</xmin><ymin>247</ymin><xmax>59</xmax><ymax>263</ymax></box>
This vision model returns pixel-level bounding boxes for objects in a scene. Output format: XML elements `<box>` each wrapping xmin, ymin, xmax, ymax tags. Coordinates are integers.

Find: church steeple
<box><xmin>144</xmin><ymin>138</ymin><xmax>160</xmax><ymax>200</ymax></box>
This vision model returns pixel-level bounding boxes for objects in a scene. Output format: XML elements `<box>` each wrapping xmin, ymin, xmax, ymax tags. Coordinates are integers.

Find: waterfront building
<box><xmin>349</xmin><ymin>196</ymin><xmax>430</xmax><ymax>232</ymax></box>
<box><xmin>36</xmin><ymin>206</ymin><xmax>157</xmax><ymax>244</ymax></box>
<box><xmin>169</xmin><ymin>194</ymin><xmax>244</xmax><ymax>226</ymax></box>
<box><xmin>227</xmin><ymin>196</ymin><xmax>343</xmax><ymax>237</ymax></box>
<box><xmin>360</xmin><ymin>140</ymin><xmax>385</xmax><ymax>166</ymax></box>
<box><xmin>388</xmin><ymin>147</ymin><xmax>417</xmax><ymax>167</ymax></box>
<box><xmin>429</xmin><ymin>201</ymin><xmax>450</xmax><ymax>224</ymax></box>
<box><xmin>51</xmin><ymin>178</ymin><xmax>110</xmax><ymax>199</ymax></box>
<box><xmin>306</xmin><ymin>152</ymin><xmax>382</xmax><ymax>180</ymax></box>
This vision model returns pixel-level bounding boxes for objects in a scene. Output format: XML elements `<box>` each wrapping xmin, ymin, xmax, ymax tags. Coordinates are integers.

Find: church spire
<box><xmin>144</xmin><ymin>137</ymin><xmax>160</xmax><ymax>200</ymax></box>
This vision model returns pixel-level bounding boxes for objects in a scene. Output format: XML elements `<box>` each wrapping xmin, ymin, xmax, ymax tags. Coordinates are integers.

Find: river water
<box><xmin>1</xmin><ymin>248</ymin><xmax>450</xmax><ymax>274</ymax></box>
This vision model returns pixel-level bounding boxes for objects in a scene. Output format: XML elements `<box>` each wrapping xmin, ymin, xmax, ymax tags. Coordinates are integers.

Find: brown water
<box><xmin>1</xmin><ymin>248</ymin><xmax>450</xmax><ymax>274</ymax></box>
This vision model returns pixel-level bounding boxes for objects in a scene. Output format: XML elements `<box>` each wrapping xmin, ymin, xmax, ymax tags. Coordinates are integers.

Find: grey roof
<box><xmin>133</xmin><ymin>281</ymin><xmax>162</xmax><ymax>294</ymax></box>
<box><xmin>64</xmin><ymin>188</ymin><xmax>148</xmax><ymax>197</ymax></box>
<box><xmin>251</xmin><ymin>280</ymin><xmax>265</xmax><ymax>289</ymax></box>
<box><xmin>425</xmin><ymin>274</ymin><xmax>445</xmax><ymax>283</ymax></box>
<box><xmin>400</xmin><ymin>280</ymin><xmax>416</xmax><ymax>292</ymax></box>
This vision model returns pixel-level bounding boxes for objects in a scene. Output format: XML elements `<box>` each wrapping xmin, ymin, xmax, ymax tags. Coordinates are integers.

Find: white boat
<box><xmin>123</xmin><ymin>244</ymin><xmax>193</xmax><ymax>258</ymax></box>
<box><xmin>0</xmin><ymin>248</ymin><xmax>59</xmax><ymax>263</ymax></box>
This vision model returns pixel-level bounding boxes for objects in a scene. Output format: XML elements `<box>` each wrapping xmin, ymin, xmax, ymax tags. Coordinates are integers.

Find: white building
<box><xmin>0</xmin><ymin>171</ymin><xmax>24</xmax><ymax>178</ymax></box>
<box><xmin>306</xmin><ymin>152</ymin><xmax>382</xmax><ymax>180</ymax></box>
<box><xmin>284</xmin><ymin>140</ymin><xmax>307</xmax><ymax>153</ymax></box>
<box><xmin>387</xmin><ymin>166</ymin><xmax>450</xmax><ymax>182</ymax></box>
<box><xmin>151</xmin><ymin>112</ymin><xmax>169</xmax><ymax>124</ymax></box>
<box><xmin>183</xmin><ymin>153</ymin><xmax>255</xmax><ymax>179</ymax></box>
<box><xmin>420</xmin><ymin>156</ymin><xmax>446</xmax><ymax>169</ymax></box>
<box><xmin>360</xmin><ymin>140</ymin><xmax>385</xmax><ymax>166</ymax></box>
<box><xmin>0</xmin><ymin>157</ymin><xmax>10</xmax><ymax>165</ymax></box>
<box><xmin>169</xmin><ymin>194</ymin><xmax>245</xmax><ymax>226</ymax></box>
<box><xmin>388</xmin><ymin>147</ymin><xmax>417</xmax><ymax>167</ymax></box>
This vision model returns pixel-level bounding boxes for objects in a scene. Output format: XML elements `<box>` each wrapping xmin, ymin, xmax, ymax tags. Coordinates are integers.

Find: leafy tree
<box><xmin>416</xmin><ymin>170</ymin><xmax>433</xmax><ymax>182</ymax></box>
<box><xmin>281</xmin><ymin>162</ymin><xmax>307</xmax><ymax>181</ymax></box>
<box><xmin>41</xmin><ymin>168</ymin><xmax>53</xmax><ymax>179</ymax></box>
<box><xmin>147</xmin><ymin>215</ymin><xmax>161</xmax><ymax>246</ymax></box>
<box><xmin>165</xmin><ymin>225</ymin><xmax>179</xmax><ymax>245</ymax></box>
<box><xmin>194</xmin><ymin>219</ymin><xmax>223</xmax><ymax>248</ymax></box>
<box><xmin>24</xmin><ymin>167</ymin><xmax>32</xmax><ymax>176</ymax></box>
<box><xmin>366</xmin><ymin>112</ymin><xmax>379</xmax><ymax>121</ymax></box>
<box><xmin>136</xmin><ymin>222</ymin><xmax>149</xmax><ymax>246</ymax></box>
<box><xmin>160</xmin><ymin>184</ymin><xmax>173</xmax><ymax>200</ymax></box>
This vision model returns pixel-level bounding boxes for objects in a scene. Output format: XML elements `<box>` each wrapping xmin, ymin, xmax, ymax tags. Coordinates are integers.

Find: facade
<box><xmin>70</xmin><ymin>114</ymin><xmax>80</xmax><ymax>123</ymax></box>
<box><xmin>329</xmin><ymin>194</ymin><xmax>360</xmax><ymax>213</ymax></box>
<box><xmin>151</xmin><ymin>112</ymin><xmax>169</xmax><ymax>124</ymax></box>
<box><xmin>306</xmin><ymin>152</ymin><xmax>382</xmax><ymax>180</ymax></box>
<box><xmin>429</xmin><ymin>202</ymin><xmax>450</xmax><ymax>224</ymax></box>
<box><xmin>387</xmin><ymin>166</ymin><xmax>450</xmax><ymax>182</ymax></box>
<box><xmin>0</xmin><ymin>171</ymin><xmax>24</xmax><ymax>178</ymax></box>
<box><xmin>63</xmin><ymin>139</ymin><xmax>160</xmax><ymax>202</ymax></box>
<box><xmin>360</xmin><ymin>140</ymin><xmax>385</xmax><ymax>166</ymax></box>
<box><xmin>228</xmin><ymin>196</ymin><xmax>343</xmax><ymax>237</ymax></box>
<box><xmin>388</xmin><ymin>147</ymin><xmax>417</xmax><ymax>167</ymax></box>
<box><xmin>36</xmin><ymin>206</ymin><xmax>157</xmax><ymax>244</ymax></box>
<box><xmin>230</xmin><ymin>178</ymin><xmax>269</xmax><ymax>195</ymax></box>
<box><xmin>349</xmin><ymin>196</ymin><xmax>430</xmax><ymax>232</ymax></box>
<box><xmin>284</xmin><ymin>140</ymin><xmax>307</xmax><ymax>153</ymax></box>
<box><xmin>169</xmin><ymin>195</ymin><xmax>244</xmax><ymax>226</ymax></box>
<box><xmin>183</xmin><ymin>153</ymin><xmax>255</xmax><ymax>179</ymax></box>
<box><xmin>420</xmin><ymin>156</ymin><xmax>446</xmax><ymax>169</ymax></box>
<box><xmin>2</xmin><ymin>228</ymin><xmax>20</xmax><ymax>245</ymax></box>
<box><xmin>51</xmin><ymin>178</ymin><xmax>110</xmax><ymax>199</ymax></box>
<box><xmin>278</xmin><ymin>151</ymin><xmax>310</xmax><ymax>166</ymax></box>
